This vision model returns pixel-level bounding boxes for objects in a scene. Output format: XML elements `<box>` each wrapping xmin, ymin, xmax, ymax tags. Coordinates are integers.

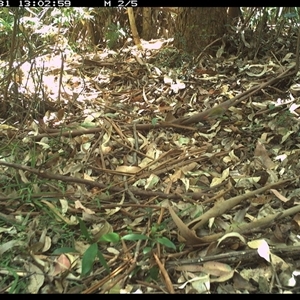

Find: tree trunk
<box><xmin>142</xmin><ymin>7</ymin><xmax>152</xmax><ymax>40</ymax></box>
<box><xmin>127</xmin><ymin>8</ymin><xmax>142</xmax><ymax>50</ymax></box>
<box><xmin>174</xmin><ymin>7</ymin><xmax>227</xmax><ymax>55</ymax></box>
<box><xmin>227</xmin><ymin>7</ymin><xmax>243</xmax><ymax>25</ymax></box>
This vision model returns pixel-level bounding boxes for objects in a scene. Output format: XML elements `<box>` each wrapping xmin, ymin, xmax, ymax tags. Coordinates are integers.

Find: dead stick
<box><xmin>188</xmin><ymin>178</ymin><xmax>293</xmax><ymax>230</ymax></box>
<box><xmin>0</xmin><ymin>161</ymin><xmax>210</xmax><ymax>200</ymax></box>
<box><xmin>172</xmin><ymin>67</ymin><xmax>296</xmax><ymax>126</ymax></box>
<box><xmin>196</xmin><ymin>203</ymin><xmax>300</xmax><ymax>244</ymax></box>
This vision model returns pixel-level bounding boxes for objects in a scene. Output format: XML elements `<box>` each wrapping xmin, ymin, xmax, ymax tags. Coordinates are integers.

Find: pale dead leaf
<box><xmin>41</xmin><ymin>236</ymin><xmax>51</xmax><ymax>253</ymax></box>
<box><xmin>292</xmin><ymin>213</ymin><xmax>300</xmax><ymax>229</ymax></box>
<box><xmin>254</xmin><ymin>141</ymin><xmax>275</xmax><ymax>169</ymax></box>
<box><xmin>137</xmin><ymin>131</ymin><xmax>149</xmax><ymax>150</ymax></box>
<box><xmin>176</xmin><ymin>261</ymin><xmax>233</xmax><ymax>283</ymax></box>
<box><xmin>74</xmin><ymin>241</ymin><xmax>90</xmax><ymax>255</ymax></box>
<box><xmin>0</xmin><ymin>240</ymin><xmax>25</xmax><ymax>255</ymax></box>
<box><xmin>39</xmin><ymin>228</ymin><xmax>51</xmax><ymax>252</ymax></box>
<box><xmin>281</xmin><ymin>130</ymin><xmax>294</xmax><ymax>143</ymax></box>
<box><xmin>52</xmin><ymin>254</ymin><xmax>71</xmax><ymax>276</ymax></box>
<box><xmin>248</xmin><ymin>239</ymin><xmax>270</xmax><ymax>262</ymax></box>
<box><xmin>101</xmin><ymin>145</ymin><xmax>111</xmax><ymax>154</ymax></box>
<box><xmin>62</xmin><ymin>162</ymin><xmax>83</xmax><ymax>175</ymax></box>
<box><xmin>0</xmin><ymin>226</ymin><xmax>17</xmax><ymax>234</ymax></box>
<box><xmin>180</xmin><ymin>177</ymin><xmax>190</xmax><ymax>192</ymax></box>
<box><xmin>165</xmin><ymin>111</ymin><xmax>176</xmax><ymax>122</ymax></box>
<box><xmin>107</xmin><ymin>247</ymin><xmax>120</xmax><ymax>255</ymax></box>
<box><xmin>41</xmin><ymin>200</ymin><xmax>78</xmax><ymax>225</ymax></box>
<box><xmin>167</xmin><ymin>169</ymin><xmax>183</xmax><ymax>183</ymax></box>
<box><xmin>54</xmin><ymin>278</ymin><xmax>64</xmax><ymax>293</ymax></box>
<box><xmin>175</xmin><ymin>264</ymin><xmax>204</xmax><ymax>272</ymax></box>
<box><xmin>115</xmin><ymin>165</ymin><xmax>141</xmax><ymax>174</ymax></box>
<box><xmin>210</xmin><ymin>168</ymin><xmax>229</xmax><ymax>187</ymax></box>
<box><xmin>181</xmin><ymin>162</ymin><xmax>198</xmax><ymax>173</ymax></box>
<box><xmin>178</xmin><ymin>272</ymin><xmax>210</xmax><ymax>293</ymax></box>
<box><xmin>31</xmin><ymin>253</ymin><xmax>48</xmax><ymax>269</ymax></box>
<box><xmin>217</xmin><ymin>232</ymin><xmax>246</xmax><ymax>248</ymax></box>
<box><xmin>240</xmin><ymin>265</ymin><xmax>272</xmax><ymax>283</ymax></box>
<box><xmin>210</xmin><ymin>269</ymin><xmax>235</xmax><ymax>283</ymax></box>
<box><xmin>171</xmin><ymin>81</ymin><xmax>185</xmax><ymax>93</ymax></box>
<box><xmin>24</xmin><ymin>262</ymin><xmax>44</xmax><ymax>294</ymax></box>
<box><xmin>145</xmin><ymin>173</ymin><xmax>160</xmax><ymax>190</ymax></box>
<box><xmin>270</xmin><ymin>253</ymin><xmax>290</xmax><ymax>271</ymax></box>
<box><xmin>59</xmin><ymin>199</ymin><xmax>69</xmax><ymax>214</ymax></box>
<box><xmin>91</xmin><ymin>220</ymin><xmax>113</xmax><ymax>242</ymax></box>
<box><xmin>163</xmin><ymin>75</ymin><xmax>173</xmax><ymax>85</ymax></box>
<box><xmin>0</xmin><ymin>124</ymin><xmax>18</xmax><ymax>130</ymax></box>
<box><xmin>228</xmin><ymin>149</ymin><xmax>240</xmax><ymax>163</ymax></box>
<box><xmin>19</xmin><ymin>169</ymin><xmax>29</xmax><ymax>183</ymax></box>
<box><xmin>75</xmin><ymin>200</ymin><xmax>96</xmax><ymax>214</ymax></box>
<box><xmin>105</xmin><ymin>193</ymin><xmax>125</xmax><ymax>216</ymax></box>
<box><xmin>202</xmin><ymin>261</ymin><xmax>232</xmax><ymax>276</ymax></box>
<box><xmin>190</xmin><ymin>273</ymin><xmax>210</xmax><ymax>293</ymax></box>
<box><xmin>83</xmin><ymin>173</ymin><xmax>94</xmax><ymax>181</ymax></box>
<box><xmin>233</xmin><ymin>176</ymin><xmax>261</xmax><ymax>188</ymax></box>
<box><xmin>270</xmin><ymin>189</ymin><xmax>289</xmax><ymax>202</ymax></box>
<box><xmin>81</xmin><ymin>141</ymin><xmax>92</xmax><ymax>153</ymax></box>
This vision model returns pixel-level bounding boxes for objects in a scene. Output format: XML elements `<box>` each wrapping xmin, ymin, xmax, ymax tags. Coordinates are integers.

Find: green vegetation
<box><xmin>0</xmin><ymin>7</ymin><xmax>300</xmax><ymax>294</ymax></box>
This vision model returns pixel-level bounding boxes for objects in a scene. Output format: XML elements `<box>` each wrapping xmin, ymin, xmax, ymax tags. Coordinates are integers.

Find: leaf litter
<box><xmin>1</xmin><ymin>33</ymin><xmax>300</xmax><ymax>294</ymax></box>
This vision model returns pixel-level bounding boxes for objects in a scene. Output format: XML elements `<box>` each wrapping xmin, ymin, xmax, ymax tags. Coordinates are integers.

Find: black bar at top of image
<box><xmin>0</xmin><ymin>0</ymin><xmax>195</xmax><ymax>7</ymax></box>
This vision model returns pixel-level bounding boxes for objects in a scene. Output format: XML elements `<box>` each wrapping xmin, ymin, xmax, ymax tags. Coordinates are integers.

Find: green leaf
<box><xmin>142</xmin><ymin>246</ymin><xmax>152</xmax><ymax>255</ymax></box>
<box><xmin>52</xmin><ymin>247</ymin><xmax>78</xmax><ymax>254</ymax></box>
<box><xmin>78</xmin><ymin>218</ymin><xmax>91</xmax><ymax>241</ymax></box>
<box><xmin>147</xmin><ymin>266</ymin><xmax>159</xmax><ymax>281</ymax></box>
<box><xmin>151</xmin><ymin>118</ymin><xmax>158</xmax><ymax>126</ymax></box>
<box><xmin>122</xmin><ymin>233</ymin><xmax>149</xmax><ymax>241</ymax></box>
<box><xmin>97</xmin><ymin>250</ymin><xmax>110</xmax><ymax>273</ymax></box>
<box><xmin>7</xmin><ymin>268</ymin><xmax>19</xmax><ymax>294</ymax></box>
<box><xmin>150</xmin><ymin>224</ymin><xmax>159</xmax><ymax>235</ymax></box>
<box><xmin>81</xmin><ymin>243</ymin><xmax>98</xmax><ymax>277</ymax></box>
<box><xmin>98</xmin><ymin>232</ymin><xmax>120</xmax><ymax>243</ymax></box>
<box><xmin>156</xmin><ymin>237</ymin><xmax>176</xmax><ymax>250</ymax></box>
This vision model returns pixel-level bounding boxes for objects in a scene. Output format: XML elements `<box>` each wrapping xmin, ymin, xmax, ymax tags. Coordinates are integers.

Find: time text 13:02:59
<box><xmin>0</xmin><ymin>0</ymin><xmax>71</xmax><ymax>6</ymax></box>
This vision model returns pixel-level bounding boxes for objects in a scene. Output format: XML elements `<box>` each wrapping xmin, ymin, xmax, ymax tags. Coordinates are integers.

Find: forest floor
<box><xmin>1</xmin><ymin>35</ymin><xmax>300</xmax><ymax>294</ymax></box>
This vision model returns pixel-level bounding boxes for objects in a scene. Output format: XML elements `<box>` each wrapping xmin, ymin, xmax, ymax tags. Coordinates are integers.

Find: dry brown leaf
<box><xmin>41</xmin><ymin>200</ymin><xmax>78</xmax><ymax>225</ymax></box>
<box><xmin>0</xmin><ymin>240</ymin><xmax>25</xmax><ymax>255</ymax></box>
<box><xmin>233</xmin><ymin>273</ymin><xmax>256</xmax><ymax>291</ymax></box>
<box><xmin>91</xmin><ymin>220</ymin><xmax>113</xmax><ymax>242</ymax></box>
<box><xmin>254</xmin><ymin>141</ymin><xmax>276</xmax><ymax>169</ymax></box>
<box><xmin>270</xmin><ymin>189</ymin><xmax>289</xmax><ymax>202</ymax></box>
<box><xmin>56</xmin><ymin>108</ymin><xmax>65</xmax><ymax>120</ymax></box>
<box><xmin>292</xmin><ymin>213</ymin><xmax>300</xmax><ymax>229</ymax></box>
<box><xmin>115</xmin><ymin>165</ymin><xmax>141</xmax><ymax>174</ymax></box>
<box><xmin>75</xmin><ymin>200</ymin><xmax>96</xmax><ymax>214</ymax></box>
<box><xmin>177</xmin><ymin>262</ymin><xmax>234</xmax><ymax>284</ymax></box>
<box><xmin>24</xmin><ymin>262</ymin><xmax>45</xmax><ymax>293</ymax></box>
<box><xmin>165</xmin><ymin>111</ymin><xmax>176</xmax><ymax>122</ymax></box>
<box><xmin>52</xmin><ymin>254</ymin><xmax>71</xmax><ymax>276</ymax></box>
<box><xmin>168</xmin><ymin>205</ymin><xmax>205</xmax><ymax>245</ymax></box>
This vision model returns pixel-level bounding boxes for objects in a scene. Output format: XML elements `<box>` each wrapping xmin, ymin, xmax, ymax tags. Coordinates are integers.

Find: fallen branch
<box><xmin>121</xmin><ymin>66</ymin><xmax>296</xmax><ymax>131</ymax></box>
<box><xmin>169</xmin><ymin>178</ymin><xmax>297</xmax><ymax>245</ymax></box>
<box><xmin>171</xmin><ymin>66</ymin><xmax>296</xmax><ymax>126</ymax></box>
<box><xmin>166</xmin><ymin>244</ymin><xmax>300</xmax><ymax>268</ymax></box>
<box><xmin>195</xmin><ymin>203</ymin><xmax>300</xmax><ymax>244</ymax></box>
<box><xmin>188</xmin><ymin>178</ymin><xmax>293</xmax><ymax>230</ymax></box>
<box><xmin>0</xmin><ymin>161</ymin><xmax>220</xmax><ymax>201</ymax></box>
